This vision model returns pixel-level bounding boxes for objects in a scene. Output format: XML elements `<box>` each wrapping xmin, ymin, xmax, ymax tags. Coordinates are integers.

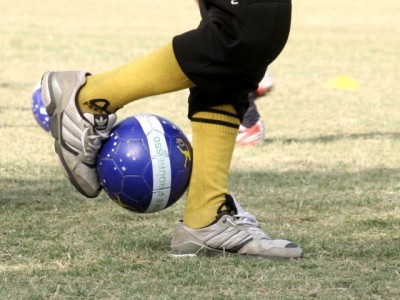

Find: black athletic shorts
<box><xmin>173</xmin><ymin>0</ymin><xmax>292</xmax><ymax>120</ymax></box>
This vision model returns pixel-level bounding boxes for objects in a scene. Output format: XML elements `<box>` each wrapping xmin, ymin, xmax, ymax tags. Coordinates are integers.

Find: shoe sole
<box><xmin>41</xmin><ymin>72</ymin><xmax>99</xmax><ymax>198</ymax></box>
<box><xmin>170</xmin><ymin>241</ymin><xmax>302</xmax><ymax>260</ymax></box>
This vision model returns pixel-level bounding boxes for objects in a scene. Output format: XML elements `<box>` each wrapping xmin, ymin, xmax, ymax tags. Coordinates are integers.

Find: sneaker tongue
<box><xmin>217</xmin><ymin>194</ymin><xmax>248</xmax><ymax>216</ymax></box>
<box><xmin>225</xmin><ymin>194</ymin><xmax>261</xmax><ymax>228</ymax></box>
<box><xmin>225</xmin><ymin>194</ymin><xmax>246</xmax><ymax>215</ymax></box>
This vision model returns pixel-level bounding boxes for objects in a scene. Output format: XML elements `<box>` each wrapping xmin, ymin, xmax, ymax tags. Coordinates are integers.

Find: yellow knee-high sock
<box><xmin>78</xmin><ymin>42</ymin><xmax>194</xmax><ymax>114</ymax></box>
<box><xmin>183</xmin><ymin>104</ymin><xmax>240</xmax><ymax>229</ymax></box>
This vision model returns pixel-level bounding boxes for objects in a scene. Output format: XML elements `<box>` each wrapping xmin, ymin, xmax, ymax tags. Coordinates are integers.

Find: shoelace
<box><xmin>233</xmin><ymin>210</ymin><xmax>259</xmax><ymax>227</ymax></box>
<box><xmin>226</xmin><ymin>210</ymin><xmax>269</xmax><ymax>239</ymax></box>
<box><xmin>81</xmin><ymin>127</ymin><xmax>110</xmax><ymax>162</ymax></box>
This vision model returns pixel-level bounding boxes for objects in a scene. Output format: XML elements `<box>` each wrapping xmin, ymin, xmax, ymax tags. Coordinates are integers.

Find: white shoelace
<box><xmin>226</xmin><ymin>209</ymin><xmax>269</xmax><ymax>239</ymax></box>
<box><xmin>232</xmin><ymin>210</ymin><xmax>260</xmax><ymax>227</ymax></box>
<box><xmin>81</xmin><ymin>127</ymin><xmax>110</xmax><ymax>162</ymax></box>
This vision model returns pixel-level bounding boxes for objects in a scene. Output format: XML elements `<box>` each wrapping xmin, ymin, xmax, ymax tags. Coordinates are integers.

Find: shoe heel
<box><xmin>41</xmin><ymin>72</ymin><xmax>57</xmax><ymax>116</ymax></box>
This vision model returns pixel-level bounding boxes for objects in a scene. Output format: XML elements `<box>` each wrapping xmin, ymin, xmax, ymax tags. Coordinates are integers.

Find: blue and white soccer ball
<box><xmin>31</xmin><ymin>82</ymin><xmax>50</xmax><ymax>132</ymax></box>
<box><xmin>96</xmin><ymin>114</ymin><xmax>193</xmax><ymax>213</ymax></box>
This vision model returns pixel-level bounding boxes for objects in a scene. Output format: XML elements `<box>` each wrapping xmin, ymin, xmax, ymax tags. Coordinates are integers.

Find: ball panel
<box><xmin>120</xmin><ymin>175</ymin><xmax>153</xmax><ymax>212</ymax></box>
<box><xmin>97</xmin><ymin>159</ymin><xmax>124</xmax><ymax>195</ymax></box>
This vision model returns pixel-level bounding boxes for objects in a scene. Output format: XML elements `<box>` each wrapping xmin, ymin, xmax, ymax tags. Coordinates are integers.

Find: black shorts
<box><xmin>173</xmin><ymin>0</ymin><xmax>292</xmax><ymax>119</ymax></box>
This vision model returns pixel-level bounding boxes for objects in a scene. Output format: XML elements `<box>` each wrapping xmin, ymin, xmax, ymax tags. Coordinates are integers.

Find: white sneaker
<box><xmin>41</xmin><ymin>71</ymin><xmax>117</xmax><ymax>198</ymax></box>
<box><xmin>171</xmin><ymin>194</ymin><xmax>303</xmax><ymax>259</ymax></box>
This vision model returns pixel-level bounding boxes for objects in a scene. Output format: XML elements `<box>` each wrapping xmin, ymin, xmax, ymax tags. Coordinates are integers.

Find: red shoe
<box><xmin>236</xmin><ymin>120</ymin><xmax>265</xmax><ymax>146</ymax></box>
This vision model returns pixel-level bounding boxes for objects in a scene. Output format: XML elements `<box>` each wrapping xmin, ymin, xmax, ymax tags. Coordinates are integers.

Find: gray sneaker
<box><xmin>41</xmin><ymin>71</ymin><xmax>117</xmax><ymax>198</ymax></box>
<box><xmin>171</xmin><ymin>194</ymin><xmax>303</xmax><ymax>259</ymax></box>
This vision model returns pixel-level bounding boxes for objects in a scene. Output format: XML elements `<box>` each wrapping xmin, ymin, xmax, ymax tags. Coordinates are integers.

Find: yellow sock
<box><xmin>183</xmin><ymin>104</ymin><xmax>240</xmax><ymax>229</ymax></box>
<box><xmin>78</xmin><ymin>42</ymin><xmax>194</xmax><ymax>114</ymax></box>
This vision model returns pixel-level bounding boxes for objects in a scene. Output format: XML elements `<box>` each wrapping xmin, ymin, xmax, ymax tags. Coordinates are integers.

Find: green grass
<box><xmin>1</xmin><ymin>0</ymin><xmax>400</xmax><ymax>299</ymax></box>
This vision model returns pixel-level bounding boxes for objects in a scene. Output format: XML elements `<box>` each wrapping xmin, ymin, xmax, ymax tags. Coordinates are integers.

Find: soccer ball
<box><xmin>96</xmin><ymin>114</ymin><xmax>193</xmax><ymax>213</ymax></box>
<box><xmin>31</xmin><ymin>82</ymin><xmax>50</xmax><ymax>132</ymax></box>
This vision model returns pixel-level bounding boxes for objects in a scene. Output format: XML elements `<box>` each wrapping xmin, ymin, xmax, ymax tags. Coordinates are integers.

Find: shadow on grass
<box><xmin>230</xmin><ymin>166</ymin><xmax>400</xmax><ymax>192</ymax></box>
<box><xmin>266</xmin><ymin>131</ymin><xmax>400</xmax><ymax>144</ymax></box>
<box><xmin>1</xmin><ymin>166</ymin><xmax>398</xmax><ymax>207</ymax></box>
<box><xmin>229</xmin><ymin>166</ymin><xmax>400</xmax><ymax>216</ymax></box>
<box><xmin>0</xmin><ymin>177</ymin><xmax>83</xmax><ymax>207</ymax></box>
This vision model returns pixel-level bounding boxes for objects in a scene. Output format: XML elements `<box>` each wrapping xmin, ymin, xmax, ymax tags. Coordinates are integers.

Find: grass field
<box><xmin>1</xmin><ymin>0</ymin><xmax>400</xmax><ymax>299</ymax></box>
